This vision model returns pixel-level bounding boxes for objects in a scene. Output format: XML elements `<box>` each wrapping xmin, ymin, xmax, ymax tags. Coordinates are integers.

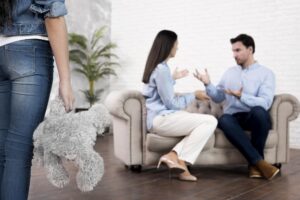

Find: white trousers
<box><xmin>152</xmin><ymin>111</ymin><xmax>217</xmax><ymax>164</ymax></box>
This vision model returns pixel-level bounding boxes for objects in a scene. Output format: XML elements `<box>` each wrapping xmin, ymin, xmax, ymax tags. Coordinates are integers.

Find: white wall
<box><xmin>111</xmin><ymin>0</ymin><xmax>300</xmax><ymax>148</ymax></box>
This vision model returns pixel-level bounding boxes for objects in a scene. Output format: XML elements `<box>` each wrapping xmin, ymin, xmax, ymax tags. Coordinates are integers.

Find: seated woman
<box><xmin>142</xmin><ymin>30</ymin><xmax>217</xmax><ymax>181</ymax></box>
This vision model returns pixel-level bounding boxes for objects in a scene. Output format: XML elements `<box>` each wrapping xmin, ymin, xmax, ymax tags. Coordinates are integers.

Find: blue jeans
<box><xmin>0</xmin><ymin>40</ymin><xmax>53</xmax><ymax>200</ymax></box>
<box><xmin>218</xmin><ymin>106</ymin><xmax>272</xmax><ymax>165</ymax></box>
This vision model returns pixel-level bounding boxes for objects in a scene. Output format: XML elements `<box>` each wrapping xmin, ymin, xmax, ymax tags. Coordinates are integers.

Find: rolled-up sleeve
<box><xmin>30</xmin><ymin>0</ymin><xmax>67</xmax><ymax>18</ymax></box>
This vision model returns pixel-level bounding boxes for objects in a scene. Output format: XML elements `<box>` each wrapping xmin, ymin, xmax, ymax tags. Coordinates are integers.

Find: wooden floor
<box><xmin>29</xmin><ymin>134</ymin><xmax>300</xmax><ymax>200</ymax></box>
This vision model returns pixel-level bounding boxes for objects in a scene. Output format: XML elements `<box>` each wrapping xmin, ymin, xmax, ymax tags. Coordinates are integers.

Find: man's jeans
<box><xmin>0</xmin><ymin>40</ymin><xmax>53</xmax><ymax>200</ymax></box>
<box><xmin>218</xmin><ymin>106</ymin><xmax>272</xmax><ymax>165</ymax></box>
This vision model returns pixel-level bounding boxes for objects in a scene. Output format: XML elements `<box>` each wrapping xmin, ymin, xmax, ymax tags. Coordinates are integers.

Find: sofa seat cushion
<box><xmin>146</xmin><ymin>132</ymin><xmax>214</xmax><ymax>153</ymax></box>
<box><xmin>214</xmin><ymin>128</ymin><xmax>278</xmax><ymax>149</ymax></box>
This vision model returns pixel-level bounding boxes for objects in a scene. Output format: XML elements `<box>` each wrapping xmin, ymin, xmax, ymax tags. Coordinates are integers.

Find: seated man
<box><xmin>194</xmin><ymin>33</ymin><xmax>279</xmax><ymax>180</ymax></box>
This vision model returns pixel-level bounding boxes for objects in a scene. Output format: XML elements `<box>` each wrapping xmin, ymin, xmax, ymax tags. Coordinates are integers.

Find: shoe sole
<box><xmin>178</xmin><ymin>176</ymin><xmax>198</xmax><ymax>182</ymax></box>
<box><xmin>267</xmin><ymin>169</ymin><xmax>280</xmax><ymax>180</ymax></box>
<box><xmin>249</xmin><ymin>174</ymin><xmax>263</xmax><ymax>178</ymax></box>
<box><xmin>157</xmin><ymin>162</ymin><xmax>185</xmax><ymax>173</ymax></box>
<box><xmin>169</xmin><ymin>167</ymin><xmax>185</xmax><ymax>174</ymax></box>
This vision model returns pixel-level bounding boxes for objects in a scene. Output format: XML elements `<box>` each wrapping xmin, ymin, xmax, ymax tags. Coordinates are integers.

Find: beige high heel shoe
<box><xmin>157</xmin><ymin>156</ymin><xmax>185</xmax><ymax>173</ymax></box>
<box><xmin>178</xmin><ymin>165</ymin><xmax>197</xmax><ymax>182</ymax></box>
<box><xmin>178</xmin><ymin>173</ymin><xmax>197</xmax><ymax>182</ymax></box>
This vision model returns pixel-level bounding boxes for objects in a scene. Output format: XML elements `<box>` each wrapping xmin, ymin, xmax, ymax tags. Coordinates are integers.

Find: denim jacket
<box><xmin>0</xmin><ymin>0</ymin><xmax>67</xmax><ymax>36</ymax></box>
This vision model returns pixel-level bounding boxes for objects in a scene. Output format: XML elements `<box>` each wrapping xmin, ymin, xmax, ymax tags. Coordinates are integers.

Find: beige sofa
<box><xmin>105</xmin><ymin>90</ymin><xmax>300</xmax><ymax>171</ymax></box>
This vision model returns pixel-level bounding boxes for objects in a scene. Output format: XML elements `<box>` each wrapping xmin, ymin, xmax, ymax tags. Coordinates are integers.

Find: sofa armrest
<box><xmin>104</xmin><ymin>90</ymin><xmax>145</xmax><ymax>120</ymax></box>
<box><xmin>270</xmin><ymin>94</ymin><xmax>300</xmax><ymax>129</ymax></box>
<box><xmin>104</xmin><ymin>90</ymin><xmax>147</xmax><ymax>165</ymax></box>
<box><xmin>269</xmin><ymin>94</ymin><xmax>300</xmax><ymax>163</ymax></box>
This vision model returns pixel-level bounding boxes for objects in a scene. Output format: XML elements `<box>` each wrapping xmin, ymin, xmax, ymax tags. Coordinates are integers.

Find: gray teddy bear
<box><xmin>33</xmin><ymin>97</ymin><xmax>111</xmax><ymax>192</ymax></box>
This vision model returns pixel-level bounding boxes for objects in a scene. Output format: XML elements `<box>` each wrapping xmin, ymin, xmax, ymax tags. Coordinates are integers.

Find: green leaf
<box><xmin>99</xmin><ymin>52</ymin><xmax>119</xmax><ymax>59</ymax></box>
<box><xmin>69</xmin><ymin>49</ymin><xmax>88</xmax><ymax>60</ymax></box>
<box><xmin>91</xmin><ymin>27</ymin><xmax>107</xmax><ymax>50</ymax></box>
<box><xmin>96</xmin><ymin>61</ymin><xmax>120</xmax><ymax>69</ymax></box>
<box><xmin>95</xmin><ymin>89</ymin><xmax>104</xmax><ymax>96</ymax></box>
<box><xmin>69</xmin><ymin>33</ymin><xmax>88</xmax><ymax>49</ymax></box>
<box><xmin>91</xmin><ymin>43</ymin><xmax>117</xmax><ymax>61</ymax></box>
<box><xmin>69</xmin><ymin>49</ymin><xmax>89</xmax><ymax>67</ymax></box>
<box><xmin>74</xmin><ymin>68</ymin><xmax>89</xmax><ymax>78</ymax></box>
<box><xmin>69</xmin><ymin>55</ymin><xmax>84</xmax><ymax>67</ymax></box>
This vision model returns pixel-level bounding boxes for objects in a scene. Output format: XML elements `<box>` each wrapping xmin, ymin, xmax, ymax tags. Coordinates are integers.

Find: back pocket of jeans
<box><xmin>5</xmin><ymin>45</ymin><xmax>35</xmax><ymax>78</ymax></box>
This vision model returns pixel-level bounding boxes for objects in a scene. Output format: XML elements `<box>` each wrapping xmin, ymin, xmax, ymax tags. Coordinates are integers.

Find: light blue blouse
<box><xmin>142</xmin><ymin>62</ymin><xmax>195</xmax><ymax>130</ymax></box>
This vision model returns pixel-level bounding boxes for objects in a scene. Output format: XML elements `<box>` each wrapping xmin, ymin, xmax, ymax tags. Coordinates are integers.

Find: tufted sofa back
<box><xmin>185</xmin><ymin>100</ymin><xmax>224</xmax><ymax>119</ymax></box>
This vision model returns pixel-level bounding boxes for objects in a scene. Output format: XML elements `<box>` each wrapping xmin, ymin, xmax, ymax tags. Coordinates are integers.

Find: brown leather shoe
<box><xmin>255</xmin><ymin>160</ymin><xmax>280</xmax><ymax>180</ymax></box>
<box><xmin>249</xmin><ymin>166</ymin><xmax>263</xmax><ymax>178</ymax></box>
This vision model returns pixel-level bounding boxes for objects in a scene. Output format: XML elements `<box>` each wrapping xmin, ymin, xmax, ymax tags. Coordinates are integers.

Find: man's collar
<box><xmin>239</xmin><ymin>61</ymin><xmax>259</xmax><ymax>70</ymax></box>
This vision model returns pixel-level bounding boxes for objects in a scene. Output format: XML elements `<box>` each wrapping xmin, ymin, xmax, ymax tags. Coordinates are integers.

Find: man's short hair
<box><xmin>230</xmin><ymin>34</ymin><xmax>255</xmax><ymax>54</ymax></box>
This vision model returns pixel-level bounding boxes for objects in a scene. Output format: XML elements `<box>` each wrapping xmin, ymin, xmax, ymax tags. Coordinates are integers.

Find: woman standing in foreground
<box><xmin>0</xmin><ymin>0</ymin><xmax>74</xmax><ymax>199</ymax></box>
<box><xmin>142</xmin><ymin>30</ymin><xmax>217</xmax><ymax>181</ymax></box>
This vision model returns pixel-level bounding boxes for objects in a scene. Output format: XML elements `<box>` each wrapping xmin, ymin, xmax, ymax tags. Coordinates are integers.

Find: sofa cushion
<box><xmin>146</xmin><ymin>128</ymin><xmax>278</xmax><ymax>153</ymax></box>
<box><xmin>214</xmin><ymin>128</ymin><xmax>278</xmax><ymax>149</ymax></box>
<box><xmin>146</xmin><ymin>132</ymin><xmax>214</xmax><ymax>153</ymax></box>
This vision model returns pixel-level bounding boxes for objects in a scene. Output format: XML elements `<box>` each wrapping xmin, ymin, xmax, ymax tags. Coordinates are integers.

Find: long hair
<box><xmin>142</xmin><ymin>30</ymin><xmax>177</xmax><ymax>84</ymax></box>
<box><xmin>0</xmin><ymin>0</ymin><xmax>13</xmax><ymax>28</ymax></box>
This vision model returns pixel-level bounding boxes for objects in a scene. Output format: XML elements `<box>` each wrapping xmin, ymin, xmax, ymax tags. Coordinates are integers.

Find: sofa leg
<box><xmin>129</xmin><ymin>165</ymin><xmax>142</xmax><ymax>173</ymax></box>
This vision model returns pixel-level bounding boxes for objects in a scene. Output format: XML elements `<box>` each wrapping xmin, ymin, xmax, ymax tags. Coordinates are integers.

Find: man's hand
<box><xmin>193</xmin><ymin>68</ymin><xmax>211</xmax><ymax>85</ymax></box>
<box><xmin>172</xmin><ymin>67</ymin><xmax>189</xmax><ymax>80</ymax></box>
<box><xmin>225</xmin><ymin>87</ymin><xmax>243</xmax><ymax>99</ymax></box>
<box><xmin>195</xmin><ymin>90</ymin><xmax>210</xmax><ymax>101</ymax></box>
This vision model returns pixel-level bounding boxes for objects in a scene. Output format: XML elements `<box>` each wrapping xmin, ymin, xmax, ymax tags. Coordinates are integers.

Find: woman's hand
<box><xmin>194</xmin><ymin>90</ymin><xmax>210</xmax><ymax>101</ymax></box>
<box><xmin>172</xmin><ymin>67</ymin><xmax>189</xmax><ymax>80</ymax></box>
<box><xmin>59</xmin><ymin>80</ymin><xmax>75</xmax><ymax>112</ymax></box>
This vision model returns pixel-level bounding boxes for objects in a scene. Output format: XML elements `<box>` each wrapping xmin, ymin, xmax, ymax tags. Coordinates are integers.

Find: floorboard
<box><xmin>28</xmin><ymin>135</ymin><xmax>300</xmax><ymax>200</ymax></box>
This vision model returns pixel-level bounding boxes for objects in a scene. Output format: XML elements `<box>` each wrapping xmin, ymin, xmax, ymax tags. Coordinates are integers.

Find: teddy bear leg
<box><xmin>32</xmin><ymin>146</ymin><xmax>44</xmax><ymax>166</ymax></box>
<box><xmin>75</xmin><ymin>151</ymin><xmax>104</xmax><ymax>192</ymax></box>
<box><xmin>44</xmin><ymin>151</ymin><xmax>70</xmax><ymax>188</ymax></box>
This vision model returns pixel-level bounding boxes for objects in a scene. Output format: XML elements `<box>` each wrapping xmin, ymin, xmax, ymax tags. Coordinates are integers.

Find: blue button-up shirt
<box><xmin>206</xmin><ymin>62</ymin><xmax>275</xmax><ymax>114</ymax></box>
<box><xmin>142</xmin><ymin>62</ymin><xmax>195</xmax><ymax>130</ymax></box>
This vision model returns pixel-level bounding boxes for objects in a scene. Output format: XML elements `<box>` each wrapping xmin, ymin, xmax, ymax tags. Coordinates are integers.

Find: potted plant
<box><xmin>69</xmin><ymin>26</ymin><xmax>119</xmax><ymax>108</ymax></box>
